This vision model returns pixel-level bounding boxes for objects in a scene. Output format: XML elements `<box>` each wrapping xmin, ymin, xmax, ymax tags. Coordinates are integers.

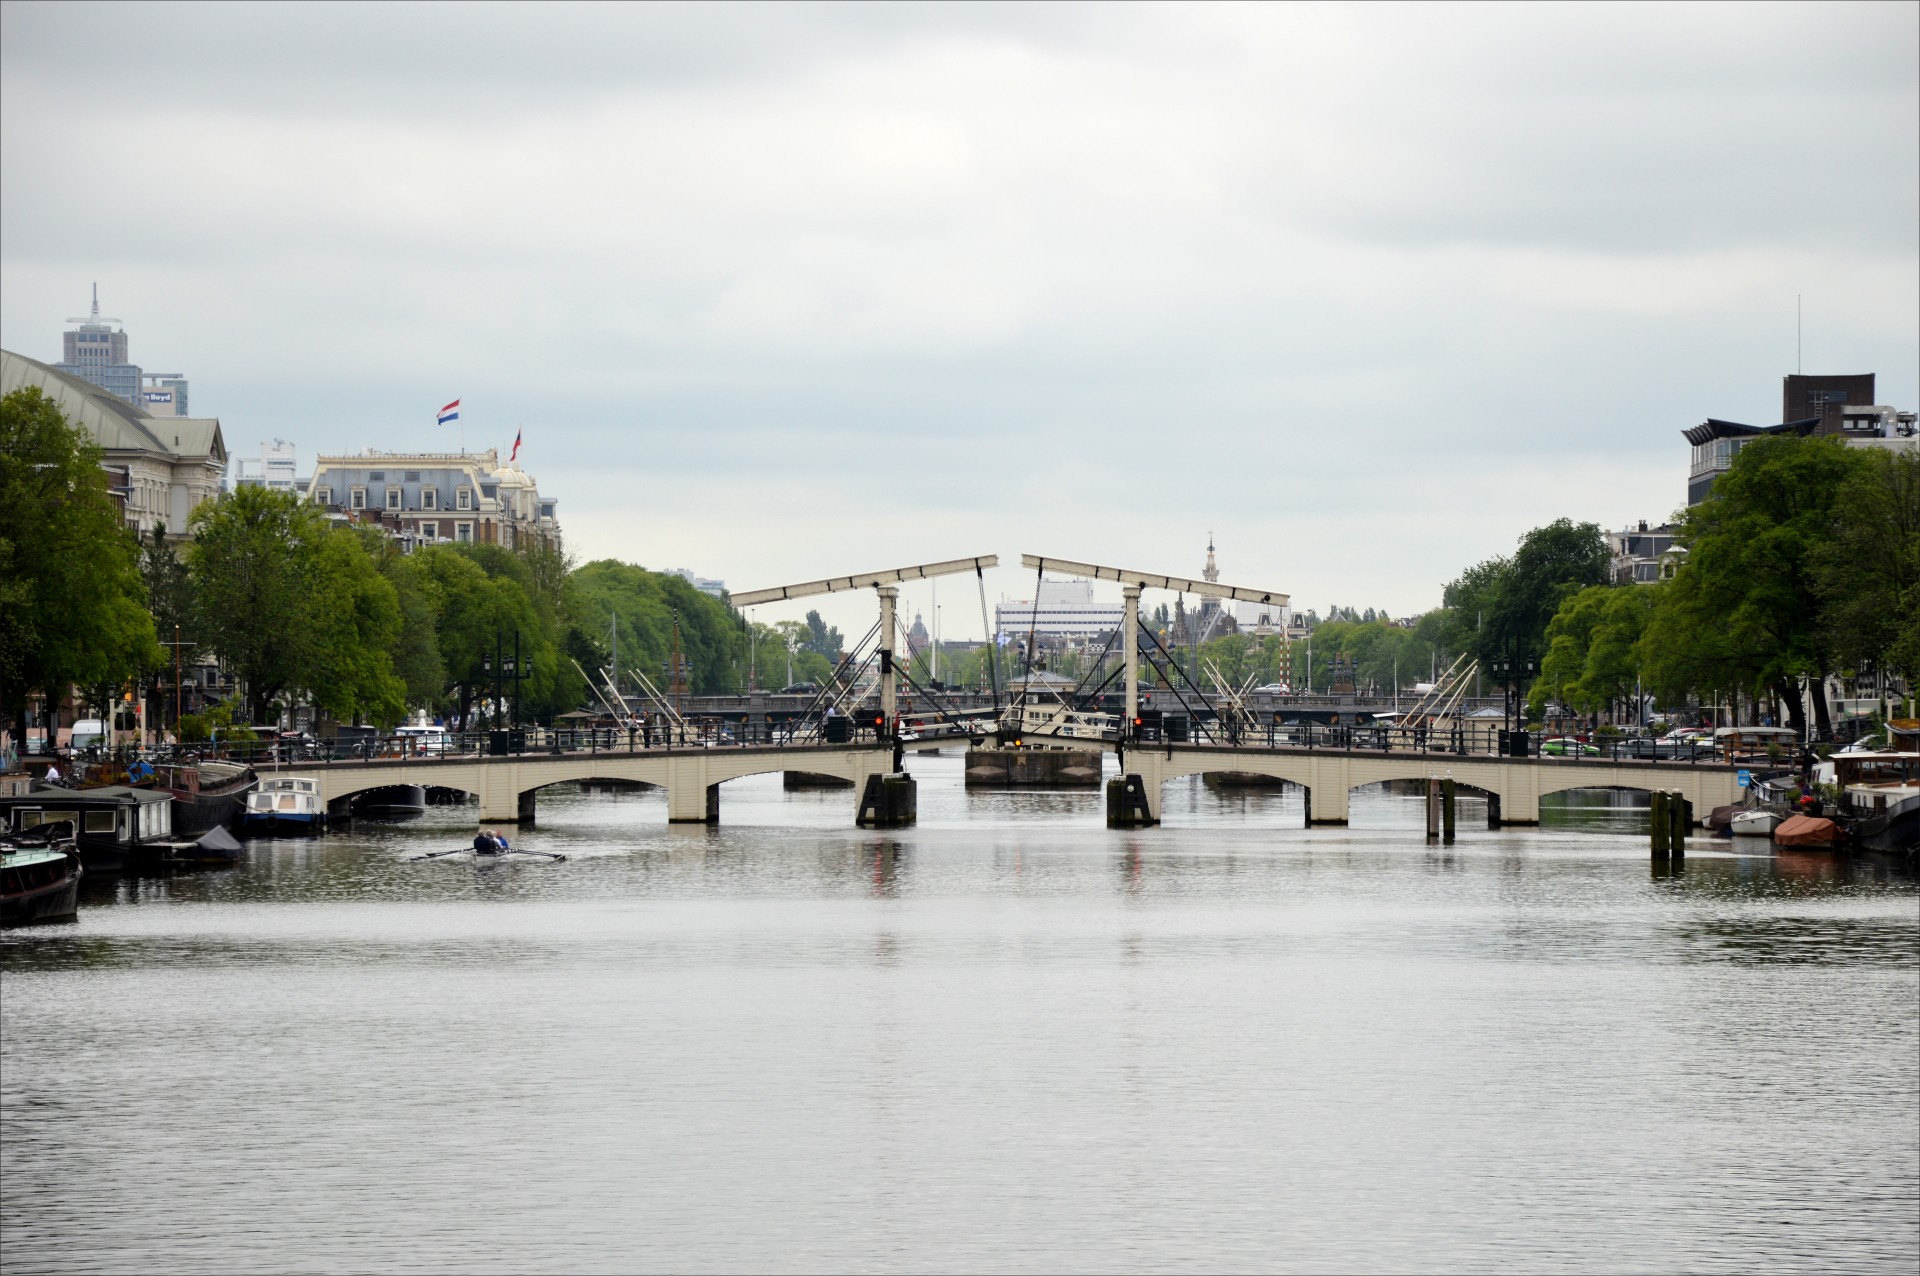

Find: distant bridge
<box><xmin>273</xmin><ymin>741</ymin><xmax>893</xmax><ymax>825</ymax></box>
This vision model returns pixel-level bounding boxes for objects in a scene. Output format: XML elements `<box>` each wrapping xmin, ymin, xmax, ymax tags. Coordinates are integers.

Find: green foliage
<box><xmin>1640</xmin><ymin>435</ymin><xmax>1868</xmax><ymax>734</ymax></box>
<box><xmin>189</xmin><ymin>488</ymin><xmax>416</xmax><ymax>726</ymax></box>
<box><xmin>801</xmin><ymin>610</ymin><xmax>843</xmax><ymax>660</ymax></box>
<box><xmin>177</xmin><ymin>701</ymin><xmax>258</xmax><ymax>744</ymax></box>
<box><xmin>0</xmin><ymin>387</ymin><xmax>159</xmax><ymax>734</ymax></box>
<box><xmin>1530</xmin><ymin>583</ymin><xmax>1657</xmax><ymax>716</ymax></box>
<box><xmin>1442</xmin><ymin>518</ymin><xmax>1609</xmax><ymax>668</ymax></box>
<box><xmin>564</xmin><ymin>560</ymin><xmax>745</xmax><ymax>698</ymax></box>
<box><xmin>188</xmin><ymin>486</ymin><xmax>328</xmax><ymax>721</ymax></box>
<box><xmin>1812</xmin><ymin>448</ymin><xmax>1920</xmax><ymax>681</ymax></box>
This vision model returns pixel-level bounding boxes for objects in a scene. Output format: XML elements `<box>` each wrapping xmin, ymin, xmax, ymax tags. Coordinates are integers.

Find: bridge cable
<box><xmin>1018</xmin><ymin>557</ymin><xmax>1044</xmax><ymax>706</ymax></box>
<box><xmin>976</xmin><ymin>563</ymin><xmax>1001</xmax><ymax>715</ymax></box>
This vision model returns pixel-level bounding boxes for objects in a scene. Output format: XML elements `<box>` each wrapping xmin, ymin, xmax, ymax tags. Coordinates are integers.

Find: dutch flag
<box><xmin>437</xmin><ymin>399</ymin><xmax>460</xmax><ymax>425</ymax></box>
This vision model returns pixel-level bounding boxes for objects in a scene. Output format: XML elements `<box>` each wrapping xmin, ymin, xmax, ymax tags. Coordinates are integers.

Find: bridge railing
<box><xmin>104</xmin><ymin>721</ymin><xmax>894</xmax><ymax>769</ymax></box>
<box><xmin>1128</xmin><ymin>718</ymin><xmax>1728</xmax><ymax>767</ymax></box>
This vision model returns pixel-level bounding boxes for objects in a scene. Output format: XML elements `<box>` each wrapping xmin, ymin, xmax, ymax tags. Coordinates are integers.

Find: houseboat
<box><xmin>1836</xmin><ymin>750</ymin><xmax>1920</xmax><ymax>854</ymax></box>
<box><xmin>0</xmin><ymin>785</ymin><xmax>177</xmax><ymax>874</ymax></box>
<box><xmin>2</xmin><ymin>822</ymin><xmax>82</xmax><ymax>926</ymax></box>
<box><xmin>241</xmin><ymin>777</ymin><xmax>327</xmax><ymax>834</ymax></box>
<box><xmin>157</xmin><ymin>760</ymin><xmax>257</xmax><ymax>836</ymax></box>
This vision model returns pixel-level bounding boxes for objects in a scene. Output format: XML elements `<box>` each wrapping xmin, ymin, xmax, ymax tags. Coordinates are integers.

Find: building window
<box><xmin>457</xmin><ymin>488</ymin><xmax>472</xmax><ymax>511</ymax></box>
<box><xmin>420</xmin><ymin>521</ymin><xmax>437</xmax><ymax>541</ymax></box>
<box><xmin>422</xmin><ymin>487</ymin><xmax>437</xmax><ymax>510</ymax></box>
<box><xmin>405</xmin><ymin>471</ymin><xmax>421</xmax><ymax>481</ymax></box>
<box><xmin>456</xmin><ymin>522</ymin><xmax>473</xmax><ymax>543</ymax></box>
<box><xmin>369</xmin><ymin>471</ymin><xmax>385</xmax><ymax>481</ymax></box>
<box><xmin>386</xmin><ymin>487</ymin><xmax>401</xmax><ymax>510</ymax></box>
<box><xmin>315</xmin><ymin>486</ymin><xmax>331</xmax><ymax>505</ymax></box>
<box><xmin>350</xmin><ymin>487</ymin><xmax>366</xmax><ymax>510</ymax></box>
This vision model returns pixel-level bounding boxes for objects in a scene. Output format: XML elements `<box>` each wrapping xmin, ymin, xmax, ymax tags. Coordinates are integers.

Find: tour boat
<box><xmin>1</xmin><ymin>827</ymin><xmax>82</xmax><ymax>926</ymax></box>
<box><xmin>1729</xmin><ymin>809</ymin><xmax>1781</xmax><ymax>838</ymax></box>
<box><xmin>241</xmin><ymin>777</ymin><xmax>327</xmax><ymax>834</ymax></box>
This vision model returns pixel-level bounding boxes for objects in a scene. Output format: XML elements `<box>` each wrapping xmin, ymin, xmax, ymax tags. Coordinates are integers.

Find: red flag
<box><xmin>510</xmin><ymin>427</ymin><xmax>522</xmax><ymax>462</ymax></box>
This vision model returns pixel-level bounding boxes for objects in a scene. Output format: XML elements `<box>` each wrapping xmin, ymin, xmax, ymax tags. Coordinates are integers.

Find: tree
<box><xmin>1532</xmin><ymin>584</ymin><xmax>1657</xmax><ymax>719</ymax></box>
<box><xmin>305</xmin><ymin>528</ymin><xmax>407</xmax><ymax>727</ymax></box>
<box><xmin>187</xmin><ymin>486</ymin><xmax>329</xmax><ymax>722</ymax></box>
<box><xmin>801</xmin><ymin>610</ymin><xmax>843</xmax><ymax>660</ymax></box>
<box><xmin>1813</xmin><ymin>448</ymin><xmax>1920</xmax><ymax>683</ymax></box>
<box><xmin>564</xmin><ymin>560</ymin><xmax>747</xmax><ymax>700</ymax></box>
<box><xmin>1650</xmin><ymin>435</ymin><xmax>1868</xmax><ymax>737</ymax></box>
<box><xmin>1443</xmin><ymin>519</ymin><xmax>1609</xmax><ymax>670</ymax></box>
<box><xmin>0</xmin><ymin>387</ymin><xmax>158</xmax><ymax>743</ymax></box>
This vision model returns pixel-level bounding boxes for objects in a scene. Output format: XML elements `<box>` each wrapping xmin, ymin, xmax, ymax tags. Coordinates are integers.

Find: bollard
<box><xmin>1651</xmin><ymin>790</ymin><xmax>1670</xmax><ymax>856</ymax></box>
<box><xmin>1443</xmin><ymin>777</ymin><xmax>1457</xmax><ymax>844</ymax></box>
<box><xmin>1426</xmin><ymin>777</ymin><xmax>1440</xmax><ymax>841</ymax></box>
<box><xmin>1670</xmin><ymin>791</ymin><xmax>1688</xmax><ymax>858</ymax></box>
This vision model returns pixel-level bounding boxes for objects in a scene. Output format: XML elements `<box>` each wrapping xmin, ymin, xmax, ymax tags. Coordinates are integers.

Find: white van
<box><xmin>68</xmin><ymin>718</ymin><xmax>107</xmax><ymax>752</ymax></box>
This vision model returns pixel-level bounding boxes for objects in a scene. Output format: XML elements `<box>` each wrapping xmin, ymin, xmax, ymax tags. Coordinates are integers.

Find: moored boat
<box><xmin>1729</xmin><ymin>809</ymin><xmax>1781</xmax><ymax>838</ymax></box>
<box><xmin>157</xmin><ymin>761</ymin><xmax>257</xmax><ymax>836</ymax></box>
<box><xmin>1834</xmin><ymin>751</ymin><xmax>1920</xmax><ymax>855</ymax></box>
<box><xmin>241</xmin><ymin>777</ymin><xmax>327</xmax><ymax>835</ymax></box>
<box><xmin>350</xmin><ymin>784</ymin><xmax>427</xmax><ymax>821</ymax></box>
<box><xmin>1773</xmin><ymin>813</ymin><xmax>1844</xmax><ymax>849</ymax></box>
<box><xmin>1</xmin><ymin>825</ymin><xmax>82</xmax><ymax>926</ymax></box>
<box><xmin>0</xmin><ymin>785</ymin><xmax>178</xmax><ymax>874</ymax></box>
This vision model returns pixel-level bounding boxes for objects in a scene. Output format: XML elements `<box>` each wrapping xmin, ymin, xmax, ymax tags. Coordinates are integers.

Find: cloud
<box><xmin>2</xmin><ymin>1</ymin><xmax>1914</xmax><ymax>638</ymax></box>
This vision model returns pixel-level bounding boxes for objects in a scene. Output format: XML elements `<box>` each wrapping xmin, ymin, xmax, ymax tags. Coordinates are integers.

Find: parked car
<box><xmin>778</xmin><ymin>682</ymin><xmax>820</xmax><ymax>695</ymax></box>
<box><xmin>1540</xmin><ymin>737</ymin><xmax>1601</xmax><ymax>757</ymax></box>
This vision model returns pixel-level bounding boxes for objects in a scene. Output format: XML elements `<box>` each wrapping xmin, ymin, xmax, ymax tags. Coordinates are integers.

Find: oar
<box><xmin>508</xmin><ymin>849</ymin><xmax>568</xmax><ymax>863</ymax></box>
<box><xmin>407</xmin><ymin>846</ymin><xmax>474</xmax><ymax>862</ymax></box>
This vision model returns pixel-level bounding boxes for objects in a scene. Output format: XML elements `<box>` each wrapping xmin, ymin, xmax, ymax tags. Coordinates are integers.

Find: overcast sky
<box><xmin>3</xmin><ymin>1</ymin><xmax>1915</xmax><ymax>638</ymax></box>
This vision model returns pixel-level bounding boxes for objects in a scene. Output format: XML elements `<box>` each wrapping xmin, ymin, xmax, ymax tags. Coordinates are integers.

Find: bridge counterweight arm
<box><xmin>732</xmin><ymin>555</ymin><xmax>1000</xmax><ymax>608</ymax></box>
<box><xmin>1018</xmin><ymin>555</ymin><xmax>1288</xmax><ymax>607</ymax></box>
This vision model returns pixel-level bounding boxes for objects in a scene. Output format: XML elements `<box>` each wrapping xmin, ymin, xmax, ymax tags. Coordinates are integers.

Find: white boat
<box><xmin>1729</xmin><ymin>809</ymin><xmax>1781</xmax><ymax>837</ymax></box>
<box><xmin>241</xmin><ymin>777</ymin><xmax>326</xmax><ymax>834</ymax></box>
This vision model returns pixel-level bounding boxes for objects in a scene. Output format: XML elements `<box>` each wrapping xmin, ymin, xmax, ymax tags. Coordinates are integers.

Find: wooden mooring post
<box><xmin>1443</xmin><ymin>777</ymin><xmax>1457</xmax><ymax>845</ymax></box>
<box><xmin>1651</xmin><ymin>790</ymin><xmax>1670</xmax><ymax>856</ymax></box>
<box><xmin>1669</xmin><ymin>790</ymin><xmax>1688</xmax><ymax>857</ymax></box>
<box><xmin>1426</xmin><ymin>777</ymin><xmax>1440</xmax><ymax>841</ymax></box>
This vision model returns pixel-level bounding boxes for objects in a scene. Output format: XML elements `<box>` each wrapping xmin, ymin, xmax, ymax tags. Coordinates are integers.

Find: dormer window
<box><xmin>422</xmin><ymin>487</ymin><xmax>437</xmax><ymax>510</ymax></box>
<box><xmin>350</xmin><ymin>487</ymin><xmax>367</xmax><ymax>510</ymax></box>
<box><xmin>457</xmin><ymin>488</ymin><xmax>472</xmax><ymax>511</ymax></box>
<box><xmin>386</xmin><ymin>487</ymin><xmax>402</xmax><ymax>511</ymax></box>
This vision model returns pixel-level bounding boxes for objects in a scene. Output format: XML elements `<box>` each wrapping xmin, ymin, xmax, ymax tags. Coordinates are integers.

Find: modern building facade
<box><xmin>140</xmin><ymin>373</ymin><xmax>190</xmax><ymax>417</ymax></box>
<box><xmin>48</xmin><ymin>285</ymin><xmax>190</xmax><ymax>413</ymax></box>
<box><xmin>305</xmin><ymin>449</ymin><xmax>561</xmax><ymax>552</ymax></box>
<box><xmin>1</xmin><ymin>348</ymin><xmax>226</xmax><ymax>539</ymax></box>
<box><xmin>669</xmin><ymin>568</ymin><xmax>727</xmax><ymax>598</ymax></box>
<box><xmin>230</xmin><ymin>439</ymin><xmax>303</xmax><ymax>493</ymax></box>
<box><xmin>1684</xmin><ymin>372</ymin><xmax>1917</xmax><ymax>505</ymax></box>
<box><xmin>995</xmin><ymin>577</ymin><xmax>1125</xmax><ymax>641</ymax></box>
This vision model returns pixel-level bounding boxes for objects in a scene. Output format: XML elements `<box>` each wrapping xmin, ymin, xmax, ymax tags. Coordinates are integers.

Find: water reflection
<box><xmin>3</xmin><ymin>752</ymin><xmax>1915</xmax><ymax>1275</ymax></box>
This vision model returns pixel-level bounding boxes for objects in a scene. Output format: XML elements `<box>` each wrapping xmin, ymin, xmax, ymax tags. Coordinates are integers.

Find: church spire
<box><xmin>1203</xmin><ymin>531</ymin><xmax>1219</xmax><ymax>585</ymax></box>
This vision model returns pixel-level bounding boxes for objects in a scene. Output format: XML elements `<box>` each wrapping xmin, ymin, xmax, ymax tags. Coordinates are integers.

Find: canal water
<box><xmin>3</xmin><ymin>753</ymin><xmax>1915</xmax><ymax>1274</ymax></box>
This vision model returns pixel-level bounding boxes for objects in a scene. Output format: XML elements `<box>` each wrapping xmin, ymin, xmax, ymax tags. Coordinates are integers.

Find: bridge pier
<box><xmin>668</xmin><ymin>781</ymin><xmax>721</xmax><ymax>824</ymax></box>
<box><xmin>856</xmin><ymin>773</ymin><xmax>917</xmax><ymax>828</ymax></box>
